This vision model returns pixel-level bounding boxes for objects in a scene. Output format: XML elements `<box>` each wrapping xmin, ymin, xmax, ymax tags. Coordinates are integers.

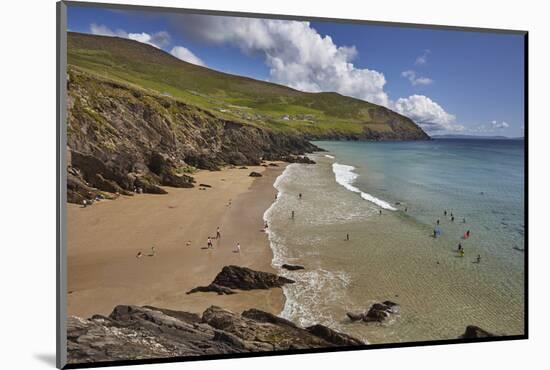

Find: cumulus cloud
<box><xmin>90</xmin><ymin>23</ymin><xmax>127</xmax><ymax>38</ymax></box>
<box><xmin>491</xmin><ymin>120</ymin><xmax>509</xmax><ymax>129</ymax></box>
<box><xmin>392</xmin><ymin>95</ymin><xmax>460</xmax><ymax>132</ymax></box>
<box><xmin>415</xmin><ymin>49</ymin><xmax>431</xmax><ymax>65</ymax></box>
<box><xmin>170</xmin><ymin>15</ymin><xmax>390</xmax><ymax>106</ymax></box>
<box><xmin>401</xmin><ymin>70</ymin><xmax>433</xmax><ymax>86</ymax></box>
<box><xmin>90</xmin><ymin>24</ymin><xmax>171</xmax><ymax>49</ymax></box>
<box><xmin>170</xmin><ymin>46</ymin><xmax>205</xmax><ymax>66</ymax></box>
<box><xmin>472</xmin><ymin>120</ymin><xmax>511</xmax><ymax>133</ymax></box>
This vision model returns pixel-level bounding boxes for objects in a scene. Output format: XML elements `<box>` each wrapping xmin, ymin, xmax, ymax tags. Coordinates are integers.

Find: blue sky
<box><xmin>67</xmin><ymin>5</ymin><xmax>525</xmax><ymax>137</ymax></box>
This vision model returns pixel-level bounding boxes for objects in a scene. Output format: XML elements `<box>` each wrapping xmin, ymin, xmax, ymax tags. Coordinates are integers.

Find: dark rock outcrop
<box><xmin>186</xmin><ymin>283</ymin><xmax>236</xmax><ymax>296</ymax></box>
<box><xmin>249</xmin><ymin>171</ymin><xmax>262</xmax><ymax>177</ymax></box>
<box><xmin>460</xmin><ymin>325</ymin><xmax>496</xmax><ymax>339</ymax></box>
<box><xmin>212</xmin><ymin>265</ymin><xmax>295</xmax><ymax>290</ymax></box>
<box><xmin>187</xmin><ymin>266</ymin><xmax>294</xmax><ymax>295</ymax></box>
<box><xmin>347</xmin><ymin>301</ymin><xmax>400</xmax><ymax>323</ymax></box>
<box><xmin>67</xmin><ymin>305</ymin><xmax>365</xmax><ymax>364</ymax></box>
<box><xmin>281</xmin><ymin>264</ymin><xmax>305</xmax><ymax>271</ymax></box>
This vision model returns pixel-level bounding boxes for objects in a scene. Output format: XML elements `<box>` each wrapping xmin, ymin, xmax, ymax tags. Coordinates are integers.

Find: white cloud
<box><xmin>415</xmin><ymin>49</ymin><xmax>431</xmax><ymax>65</ymax></box>
<box><xmin>170</xmin><ymin>46</ymin><xmax>205</xmax><ymax>66</ymax></box>
<box><xmin>401</xmin><ymin>70</ymin><xmax>433</xmax><ymax>86</ymax></box>
<box><xmin>90</xmin><ymin>23</ymin><xmax>127</xmax><ymax>38</ymax></box>
<box><xmin>491</xmin><ymin>120</ymin><xmax>509</xmax><ymax>129</ymax></box>
<box><xmin>171</xmin><ymin>16</ymin><xmax>390</xmax><ymax>106</ymax></box>
<box><xmin>90</xmin><ymin>24</ymin><xmax>171</xmax><ymax>49</ymax></box>
<box><xmin>392</xmin><ymin>95</ymin><xmax>460</xmax><ymax>132</ymax></box>
<box><xmin>472</xmin><ymin>120</ymin><xmax>511</xmax><ymax>133</ymax></box>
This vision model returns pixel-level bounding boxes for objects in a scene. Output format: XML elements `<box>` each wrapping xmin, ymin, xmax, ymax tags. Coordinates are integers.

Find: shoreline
<box><xmin>67</xmin><ymin>163</ymin><xmax>286</xmax><ymax>318</ymax></box>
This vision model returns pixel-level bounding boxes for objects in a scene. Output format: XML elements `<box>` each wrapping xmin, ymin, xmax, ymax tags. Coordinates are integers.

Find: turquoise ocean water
<box><xmin>265</xmin><ymin>139</ymin><xmax>525</xmax><ymax>343</ymax></box>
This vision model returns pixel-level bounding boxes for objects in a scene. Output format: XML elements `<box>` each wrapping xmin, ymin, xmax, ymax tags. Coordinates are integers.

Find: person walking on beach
<box><xmin>465</xmin><ymin>230</ymin><xmax>471</xmax><ymax>239</ymax></box>
<box><xmin>476</xmin><ymin>254</ymin><xmax>481</xmax><ymax>263</ymax></box>
<box><xmin>207</xmin><ymin>237</ymin><xmax>213</xmax><ymax>249</ymax></box>
<box><xmin>379</xmin><ymin>210</ymin><xmax>382</xmax><ymax>216</ymax></box>
<box><xmin>299</xmin><ymin>193</ymin><xmax>302</xmax><ymax>200</ymax></box>
<box><xmin>216</xmin><ymin>226</ymin><xmax>221</xmax><ymax>239</ymax></box>
<box><xmin>235</xmin><ymin>242</ymin><xmax>241</xmax><ymax>253</ymax></box>
<box><xmin>458</xmin><ymin>243</ymin><xmax>463</xmax><ymax>252</ymax></box>
<box><xmin>433</xmin><ymin>229</ymin><xmax>437</xmax><ymax>238</ymax></box>
<box><xmin>463</xmin><ymin>217</ymin><xmax>466</xmax><ymax>223</ymax></box>
<box><xmin>346</xmin><ymin>233</ymin><xmax>350</xmax><ymax>241</ymax></box>
<box><xmin>291</xmin><ymin>210</ymin><xmax>295</xmax><ymax>219</ymax></box>
<box><xmin>436</xmin><ymin>219</ymin><xmax>440</xmax><ymax>225</ymax></box>
<box><xmin>405</xmin><ymin>207</ymin><xmax>408</xmax><ymax>212</ymax></box>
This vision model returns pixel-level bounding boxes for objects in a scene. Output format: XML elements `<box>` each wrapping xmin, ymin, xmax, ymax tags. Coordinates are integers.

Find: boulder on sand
<box><xmin>281</xmin><ymin>264</ymin><xmax>305</xmax><ymax>271</ymax></box>
<box><xmin>249</xmin><ymin>171</ymin><xmax>263</xmax><ymax>177</ymax></box>
<box><xmin>187</xmin><ymin>265</ymin><xmax>295</xmax><ymax>295</ymax></box>
<box><xmin>460</xmin><ymin>325</ymin><xmax>496</xmax><ymax>339</ymax></box>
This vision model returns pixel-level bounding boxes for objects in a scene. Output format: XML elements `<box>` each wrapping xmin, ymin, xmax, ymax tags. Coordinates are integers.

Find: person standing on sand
<box><xmin>476</xmin><ymin>254</ymin><xmax>481</xmax><ymax>263</ymax></box>
<box><xmin>207</xmin><ymin>237</ymin><xmax>213</xmax><ymax>249</ymax></box>
<box><xmin>216</xmin><ymin>226</ymin><xmax>221</xmax><ymax>239</ymax></box>
<box><xmin>299</xmin><ymin>193</ymin><xmax>302</xmax><ymax>200</ymax></box>
<box><xmin>379</xmin><ymin>210</ymin><xmax>382</xmax><ymax>216</ymax></box>
<box><xmin>235</xmin><ymin>242</ymin><xmax>241</xmax><ymax>253</ymax></box>
<box><xmin>346</xmin><ymin>233</ymin><xmax>350</xmax><ymax>241</ymax></box>
<box><xmin>291</xmin><ymin>210</ymin><xmax>295</xmax><ymax>219</ymax></box>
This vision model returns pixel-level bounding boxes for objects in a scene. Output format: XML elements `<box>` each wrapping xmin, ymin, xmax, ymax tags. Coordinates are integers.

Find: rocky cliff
<box><xmin>67</xmin><ymin>304</ymin><xmax>364</xmax><ymax>365</ymax></box>
<box><xmin>66</xmin><ymin>68</ymin><xmax>318</xmax><ymax>203</ymax></box>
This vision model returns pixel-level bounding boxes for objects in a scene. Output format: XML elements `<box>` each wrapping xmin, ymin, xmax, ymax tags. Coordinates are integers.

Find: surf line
<box><xmin>332</xmin><ymin>162</ymin><xmax>397</xmax><ymax>211</ymax></box>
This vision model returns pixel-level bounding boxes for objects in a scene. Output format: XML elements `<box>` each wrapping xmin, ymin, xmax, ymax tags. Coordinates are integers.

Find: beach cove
<box><xmin>67</xmin><ymin>164</ymin><xmax>286</xmax><ymax>318</ymax></box>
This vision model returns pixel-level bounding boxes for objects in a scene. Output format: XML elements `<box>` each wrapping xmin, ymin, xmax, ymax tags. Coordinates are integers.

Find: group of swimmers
<box><xmin>435</xmin><ymin>209</ymin><xmax>481</xmax><ymax>263</ymax></box>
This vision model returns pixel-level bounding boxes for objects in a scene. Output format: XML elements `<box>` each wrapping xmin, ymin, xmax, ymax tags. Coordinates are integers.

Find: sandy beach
<box><xmin>67</xmin><ymin>164</ymin><xmax>285</xmax><ymax>318</ymax></box>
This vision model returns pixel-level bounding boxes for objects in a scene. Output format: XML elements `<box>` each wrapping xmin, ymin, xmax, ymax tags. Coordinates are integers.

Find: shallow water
<box><xmin>265</xmin><ymin>139</ymin><xmax>524</xmax><ymax>344</ymax></box>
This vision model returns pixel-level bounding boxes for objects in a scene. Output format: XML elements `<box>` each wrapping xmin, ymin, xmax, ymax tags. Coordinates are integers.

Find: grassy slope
<box><xmin>67</xmin><ymin>32</ymin><xmax>427</xmax><ymax>138</ymax></box>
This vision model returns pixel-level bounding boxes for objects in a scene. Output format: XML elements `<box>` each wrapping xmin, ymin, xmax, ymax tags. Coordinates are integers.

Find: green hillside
<box><xmin>67</xmin><ymin>32</ymin><xmax>428</xmax><ymax>140</ymax></box>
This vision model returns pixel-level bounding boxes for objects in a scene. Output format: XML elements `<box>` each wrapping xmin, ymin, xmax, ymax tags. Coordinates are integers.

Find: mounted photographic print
<box><xmin>56</xmin><ymin>1</ymin><xmax>527</xmax><ymax>368</ymax></box>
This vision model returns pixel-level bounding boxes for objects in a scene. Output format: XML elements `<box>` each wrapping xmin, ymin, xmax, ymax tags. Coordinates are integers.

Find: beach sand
<box><xmin>67</xmin><ymin>164</ymin><xmax>285</xmax><ymax>318</ymax></box>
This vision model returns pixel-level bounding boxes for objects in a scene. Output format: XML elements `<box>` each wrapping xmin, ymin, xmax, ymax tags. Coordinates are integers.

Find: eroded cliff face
<box><xmin>66</xmin><ymin>68</ymin><xmax>319</xmax><ymax>203</ymax></box>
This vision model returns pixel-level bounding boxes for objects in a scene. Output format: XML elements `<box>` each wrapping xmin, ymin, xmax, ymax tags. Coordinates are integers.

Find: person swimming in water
<box><xmin>444</xmin><ymin>210</ymin><xmax>447</xmax><ymax>216</ymax></box>
<box><xmin>436</xmin><ymin>219</ymin><xmax>440</xmax><ymax>225</ymax></box>
<box><xmin>458</xmin><ymin>243</ymin><xmax>463</xmax><ymax>252</ymax></box>
<box><xmin>465</xmin><ymin>230</ymin><xmax>471</xmax><ymax>238</ymax></box>
<box><xmin>451</xmin><ymin>216</ymin><xmax>455</xmax><ymax>222</ymax></box>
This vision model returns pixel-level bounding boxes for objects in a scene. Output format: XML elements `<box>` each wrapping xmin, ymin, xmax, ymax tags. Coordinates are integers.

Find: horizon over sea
<box><xmin>265</xmin><ymin>139</ymin><xmax>525</xmax><ymax>344</ymax></box>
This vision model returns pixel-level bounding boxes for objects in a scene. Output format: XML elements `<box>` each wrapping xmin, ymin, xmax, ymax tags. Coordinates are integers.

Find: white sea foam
<box><xmin>324</xmin><ymin>154</ymin><xmax>335</xmax><ymax>159</ymax></box>
<box><xmin>332</xmin><ymin>163</ymin><xmax>397</xmax><ymax>211</ymax></box>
